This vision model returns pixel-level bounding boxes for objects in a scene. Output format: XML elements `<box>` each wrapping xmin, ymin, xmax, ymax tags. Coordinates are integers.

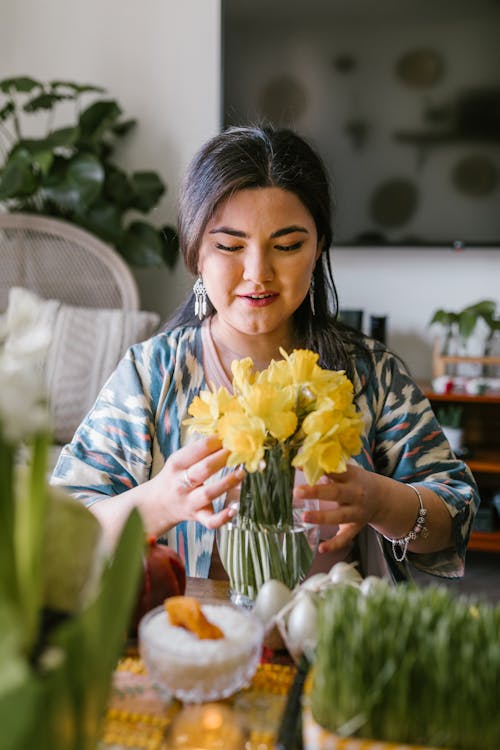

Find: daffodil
<box><xmin>240</xmin><ymin>382</ymin><xmax>297</xmax><ymax>441</ymax></box>
<box><xmin>184</xmin><ymin>384</ymin><xmax>236</xmax><ymax>435</ymax></box>
<box><xmin>186</xmin><ymin>349</ymin><xmax>363</xmax><ymax>602</ymax></box>
<box><xmin>217</xmin><ymin>411</ymin><xmax>266</xmax><ymax>472</ymax></box>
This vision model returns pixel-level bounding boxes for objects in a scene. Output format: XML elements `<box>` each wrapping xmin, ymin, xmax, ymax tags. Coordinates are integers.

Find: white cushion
<box><xmin>5</xmin><ymin>287</ymin><xmax>160</xmax><ymax>444</ymax></box>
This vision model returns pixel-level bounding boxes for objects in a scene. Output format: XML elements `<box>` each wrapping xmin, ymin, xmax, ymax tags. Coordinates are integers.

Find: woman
<box><xmin>51</xmin><ymin>125</ymin><xmax>479</xmax><ymax>581</ymax></box>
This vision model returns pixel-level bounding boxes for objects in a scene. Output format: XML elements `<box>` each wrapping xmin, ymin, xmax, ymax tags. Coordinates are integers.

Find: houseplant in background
<box><xmin>429</xmin><ymin>298</ymin><xmax>497</xmax><ymax>357</ymax></box>
<box><xmin>185</xmin><ymin>349</ymin><xmax>363</xmax><ymax>607</ymax></box>
<box><xmin>0</xmin><ymin>76</ymin><xmax>178</xmax><ymax>268</ymax></box>
<box><xmin>435</xmin><ymin>403</ymin><xmax>464</xmax><ymax>455</ymax></box>
<box><xmin>0</xmin><ymin>288</ymin><xmax>145</xmax><ymax>749</ymax></box>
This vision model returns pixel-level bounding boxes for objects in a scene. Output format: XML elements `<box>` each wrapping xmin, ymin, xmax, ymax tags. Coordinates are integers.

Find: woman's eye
<box><xmin>216</xmin><ymin>242</ymin><xmax>243</xmax><ymax>252</ymax></box>
<box><xmin>275</xmin><ymin>241</ymin><xmax>303</xmax><ymax>252</ymax></box>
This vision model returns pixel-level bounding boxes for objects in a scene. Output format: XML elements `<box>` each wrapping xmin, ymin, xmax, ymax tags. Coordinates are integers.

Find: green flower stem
<box><xmin>219</xmin><ymin>442</ymin><xmax>316</xmax><ymax>601</ymax></box>
<box><xmin>15</xmin><ymin>432</ymin><xmax>50</xmax><ymax>653</ymax></box>
<box><xmin>0</xmin><ymin>438</ymin><xmax>17</xmax><ymax>604</ymax></box>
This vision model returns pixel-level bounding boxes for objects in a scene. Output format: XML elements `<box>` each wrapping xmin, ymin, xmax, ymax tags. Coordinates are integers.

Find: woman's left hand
<box><xmin>294</xmin><ymin>463</ymin><xmax>382</xmax><ymax>554</ymax></box>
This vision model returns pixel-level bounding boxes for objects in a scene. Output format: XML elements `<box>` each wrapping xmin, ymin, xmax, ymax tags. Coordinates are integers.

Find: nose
<box><xmin>242</xmin><ymin>246</ymin><xmax>273</xmax><ymax>284</ymax></box>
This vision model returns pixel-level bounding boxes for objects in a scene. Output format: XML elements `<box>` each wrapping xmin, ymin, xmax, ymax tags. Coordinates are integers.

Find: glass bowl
<box><xmin>138</xmin><ymin>599</ymin><xmax>264</xmax><ymax>703</ymax></box>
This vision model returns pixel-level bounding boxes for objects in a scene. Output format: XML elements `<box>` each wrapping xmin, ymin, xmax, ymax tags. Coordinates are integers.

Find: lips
<box><xmin>239</xmin><ymin>291</ymin><xmax>278</xmax><ymax>307</ymax></box>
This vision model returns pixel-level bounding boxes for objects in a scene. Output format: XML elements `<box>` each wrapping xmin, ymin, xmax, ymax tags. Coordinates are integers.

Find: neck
<box><xmin>209</xmin><ymin>317</ymin><xmax>296</xmax><ymax>373</ymax></box>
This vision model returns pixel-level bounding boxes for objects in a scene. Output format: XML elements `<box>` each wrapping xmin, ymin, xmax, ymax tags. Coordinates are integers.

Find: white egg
<box><xmin>328</xmin><ymin>561</ymin><xmax>363</xmax><ymax>586</ymax></box>
<box><xmin>360</xmin><ymin>575</ymin><xmax>388</xmax><ymax>596</ymax></box>
<box><xmin>286</xmin><ymin>592</ymin><xmax>318</xmax><ymax>655</ymax></box>
<box><xmin>253</xmin><ymin>579</ymin><xmax>293</xmax><ymax>625</ymax></box>
<box><xmin>300</xmin><ymin>572</ymin><xmax>329</xmax><ymax>592</ymax></box>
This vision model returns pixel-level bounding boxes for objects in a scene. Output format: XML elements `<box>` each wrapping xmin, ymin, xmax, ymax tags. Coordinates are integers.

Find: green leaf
<box><xmin>0</xmin><ymin>101</ymin><xmax>15</xmax><ymax>122</ymax></box>
<box><xmin>0</xmin><ymin>441</ymin><xmax>17</xmax><ymax>604</ymax></box>
<box><xmin>0</xmin><ymin>76</ymin><xmax>41</xmax><ymax>94</ymax></box>
<box><xmin>104</xmin><ymin>164</ymin><xmax>136</xmax><ymax>209</ymax></box>
<box><xmin>0</xmin><ymin>672</ymin><xmax>40</xmax><ymax>750</ymax></box>
<box><xmin>0</xmin><ymin>602</ymin><xmax>30</xmax><ymax>695</ymax></box>
<box><xmin>42</xmin><ymin>152</ymin><xmax>104</xmax><ymax>211</ymax></box>
<box><xmin>120</xmin><ymin>221</ymin><xmax>164</xmax><ymax>266</ymax></box>
<box><xmin>78</xmin><ymin>99</ymin><xmax>122</xmax><ymax>141</ymax></box>
<box><xmin>0</xmin><ymin>149</ymin><xmax>37</xmax><ymax>200</ymax></box>
<box><xmin>457</xmin><ymin>308</ymin><xmax>479</xmax><ymax>340</ymax></box>
<box><xmin>23</xmin><ymin>92</ymin><xmax>70</xmax><ymax>113</ymax></box>
<box><xmin>429</xmin><ymin>309</ymin><xmax>458</xmax><ymax>327</ymax></box>
<box><xmin>77</xmin><ymin>200</ymin><xmax>123</xmax><ymax>244</ymax></box>
<box><xmin>130</xmin><ymin>170</ymin><xmax>166</xmax><ymax>212</ymax></box>
<box><xmin>50</xmin><ymin>80</ymin><xmax>105</xmax><ymax>95</ymax></box>
<box><xmin>46</xmin><ymin>126</ymin><xmax>79</xmax><ymax>149</ymax></box>
<box><xmin>112</xmin><ymin>118</ymin><xmax>137</xmax><ymax>137</ymax></box>
<box><xmin>50</xmin><ymin>510</ymin><xmax>144</xmax><ymax>747</ymax></box>
<box><xmin>160</xmin><ymin>224</ymin><xmax>179</xmax><ymax>268</ymax></box>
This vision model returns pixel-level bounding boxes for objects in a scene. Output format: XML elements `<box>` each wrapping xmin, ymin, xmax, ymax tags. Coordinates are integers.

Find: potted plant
<box><xmin>429</xmin><ymin>299</ymin><xmax>497</xmax><ymax>356</ymax></box>
<box><xmin>0</xmin><ymin>76</ymin><xmax>178</xmax><ymax>268</ymax></box>
<box><xmin>435</xmin><ymin>404</ymin><xmax>464</xmax><ymax>455</ymax></box>
<box><xmin>304</xmin><ymin>581</ymin><xmax>500</xmax><ymax>749</ymax></box>
<box><xmin>0</xmin><ymin>288</ymin><xmax>146</xmax><ymax>749</ymax></box>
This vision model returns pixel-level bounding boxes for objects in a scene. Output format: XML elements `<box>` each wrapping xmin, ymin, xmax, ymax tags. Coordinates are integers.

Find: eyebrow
<box><xmin>208</xmin><ymin>225</ymin><xmax>309</xmax><ymax>238</ymax></box>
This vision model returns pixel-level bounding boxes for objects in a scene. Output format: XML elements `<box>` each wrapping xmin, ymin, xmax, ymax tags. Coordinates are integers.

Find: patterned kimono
<box><xmin>51</xmin><ymin>324</ymin><xmax>480</xmax><ymax>579</ymax></box>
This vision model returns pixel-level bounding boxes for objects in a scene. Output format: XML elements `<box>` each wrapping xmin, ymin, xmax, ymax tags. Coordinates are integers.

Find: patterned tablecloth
<box><xmin>101</xmin><ymin>656</ymin><xmax>296</xmax><ymax>750</ymax></box>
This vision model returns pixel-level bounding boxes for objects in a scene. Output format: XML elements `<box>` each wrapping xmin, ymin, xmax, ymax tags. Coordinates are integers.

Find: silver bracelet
<box><xmin>384</xmin><ymin>484</ymin><xmax>429</xmax><ymax>563</ymax></box>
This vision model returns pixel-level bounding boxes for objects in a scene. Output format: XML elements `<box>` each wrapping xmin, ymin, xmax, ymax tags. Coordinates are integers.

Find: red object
<box><xmin>130</xmin><ymin>537</ymin><xmax>186</xmax><ymax>636</ymax></box>
<box><xmin>444</xmin><ymin>380</ymin><xmax>454</xmax><ymax>394</ymax></box>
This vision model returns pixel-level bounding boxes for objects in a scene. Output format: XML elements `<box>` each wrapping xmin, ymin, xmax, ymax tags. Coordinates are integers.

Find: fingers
<box><xmin>196</xmin><ymin>502</ymin><xmax>238</xmax><ymax>530</ymax></box>
<box><xmin>171</xmin><ymin>437</ymin><xmax>229</xmax><ymax>487</ymax></box>
<box><xmin>318</xmin><ymin>522</ymin><xmax>362</xmax><ymax>554</ymax></box>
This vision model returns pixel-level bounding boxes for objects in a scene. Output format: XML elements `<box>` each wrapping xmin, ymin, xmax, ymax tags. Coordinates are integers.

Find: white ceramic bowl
<box><xmin>138</xmin><ymin>600</ymin><xmax>264</xmax><ymax>703</ymax></box>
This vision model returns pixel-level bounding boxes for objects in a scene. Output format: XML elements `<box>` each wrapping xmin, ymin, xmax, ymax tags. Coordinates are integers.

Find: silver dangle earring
<box><xmin>193</xmin><ymin>276</ymin><xmax>207</xmax><ymax>320</ymax></box>
<box><xmin>309</xmin><ymin>275</ymin><xmax>316</xmax><ymax>316</ymax></box>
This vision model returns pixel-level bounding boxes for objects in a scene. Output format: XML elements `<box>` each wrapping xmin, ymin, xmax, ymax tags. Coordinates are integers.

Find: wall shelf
<box><xmin>422</xmin><ymin>384</ymin><xmax>500</xmax><ymax>552</ymax></box>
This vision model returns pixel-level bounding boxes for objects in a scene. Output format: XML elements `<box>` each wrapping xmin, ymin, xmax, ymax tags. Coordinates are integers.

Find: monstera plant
<box><xmin>0</xmin><ymin>76</ymin><xmax>178</xmax><ymax>268</ymax></box>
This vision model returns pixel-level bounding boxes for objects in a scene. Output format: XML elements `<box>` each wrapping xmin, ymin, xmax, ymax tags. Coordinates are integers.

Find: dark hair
<box><xmin>167</xmin><ymin>124</ymin><xmax>373</xmax><ymax>381</ymax></box>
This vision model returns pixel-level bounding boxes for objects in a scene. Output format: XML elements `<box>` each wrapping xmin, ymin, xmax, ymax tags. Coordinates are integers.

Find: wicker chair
<box><xmin>0</xmin><ymin>212</ymin><xmax>139</xmax><ymax>312</ymax></box>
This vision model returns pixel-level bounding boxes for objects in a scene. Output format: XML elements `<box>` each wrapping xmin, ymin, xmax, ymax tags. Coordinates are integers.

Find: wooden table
<box><xmin>102</xmin><ymin>578</ymin><xmax>297</xmax><ymax>750</ymax></box>
<box><xmin>185</xmin><ymin>575</ymin><xmax>230</xmax><ymax>601</ymax></box>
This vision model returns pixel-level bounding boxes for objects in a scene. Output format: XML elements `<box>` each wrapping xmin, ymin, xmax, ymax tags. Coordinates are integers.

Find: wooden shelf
<box><xmin>469</xmin><ymin>531</ymin><xmax>500</xmax><ymax>553</ymax></box>
<box><xmin>421</xmin><ymin>387</ymin><xmax>500</xmax><ymax>405</ymax></box>
<box><xmin>467</xmin><ymin>450</ymin><xmax>500</xmax><ymax>475</ymax></box>
<box><xmin>423</xmin><ymin>382</ymin><xmax>500</xmax><ymax>552</ymax></box>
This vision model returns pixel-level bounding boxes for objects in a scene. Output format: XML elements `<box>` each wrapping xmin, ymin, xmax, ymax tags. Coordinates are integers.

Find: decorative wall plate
<box><xmin>370</xmin><ymin>178</ymin><xmax>418</xmax><ymax>228</ymax></box>
<box><xmin>452</xmin><ymin>154</ymin><xmax>499</xmax><ymax>197</ymax></box>
<box><xmin>257</xmin><ymin>75</ymin><xmax>308</xmax><ymax>126</ymax></box>
<box><xmin>395</xmin><ymin>48</ymin><xmax>444</xmax><ymax>88</ymax></box>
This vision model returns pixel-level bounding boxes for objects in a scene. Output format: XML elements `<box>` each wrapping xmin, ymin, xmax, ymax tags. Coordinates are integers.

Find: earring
<box><xmin>309</xmin><ymin>275</ymin><xmax>316</xmax><ymax>316</ymax></box>
<box><xmin>193</xmin><ymin>276</ymin><xmax>207</xmax><ymax>320</ymax></box>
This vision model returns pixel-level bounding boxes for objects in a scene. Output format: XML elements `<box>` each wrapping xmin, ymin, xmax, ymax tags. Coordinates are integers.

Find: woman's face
<box><xmin>198</xmin><ymin>187</ymin><xmax>321</xmax><ymax>343</ymax></box>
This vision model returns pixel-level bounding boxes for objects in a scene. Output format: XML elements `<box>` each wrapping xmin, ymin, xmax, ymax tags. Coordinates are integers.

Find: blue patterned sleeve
<box><xmin>356</xmin><ymin>348</ymin><xmax>480</xmax><ymax>577</ymax></box>
<box><xmin>51</xmin><ymin>336</ymin><xmax>166</xmax><ymax>502</ymax></box>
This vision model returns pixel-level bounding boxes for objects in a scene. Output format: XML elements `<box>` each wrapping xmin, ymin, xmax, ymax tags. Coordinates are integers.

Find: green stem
<box><xmin>15</xmin><ymin>432</ymin><xmax>50</xmax><ymax>653</ymax></box>
<box><xmin>0</xmin><ymin>438</ymin><xmax>18</xmax><ymax>604</ymax></box>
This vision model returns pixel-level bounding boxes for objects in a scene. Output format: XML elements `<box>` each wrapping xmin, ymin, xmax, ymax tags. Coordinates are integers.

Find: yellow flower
<box><xmin>294</xmin><ymin>404</ymin><xmax>363</xmax><ymax>484</ymax></box>
<box><xmin>231</xmin><ymin>357</ymin><xmax>257</xmax><ymax>395</ymax></box>
<box><xmin>279</xmin><ymin>347</ymin><xmax>320</xmax><ymax>383</ymax></box>
<box><xmin>183</xmin><ymin>385</ymin><xmax>236</xmax><ymax>435</ymax></box>
<box><xmin>241</xmin><ymin>382</ymin><xmax>297</xmax><ymax>441</ymax></box>
<box><xmin>312</xmin><ymin>372</ymin><xmax>355</xmax><ymax>409</ymax></box>
<box><xmin>337</xmin><ymin>414</ymin><xmax>364</xmax><ymax>456</ymax></box>
<box><xmin>293</xmin><ymin>433</ymin><xmax>345</xmax><ymax>485</ymax></box>
<box><xmin>217</xmin><ymin>412</ymin><xmax>266</xmax><ymax>472</ymax></box>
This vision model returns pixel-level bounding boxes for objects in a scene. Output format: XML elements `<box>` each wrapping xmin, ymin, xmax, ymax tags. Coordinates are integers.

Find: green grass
<box><xmin>311</xmin><ymin>582</ymin><xmax>500</xmax><ymax>749</ymax></box>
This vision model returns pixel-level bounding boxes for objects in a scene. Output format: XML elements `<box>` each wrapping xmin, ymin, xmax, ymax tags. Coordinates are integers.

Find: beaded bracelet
<box><xmin>384</xmin><ymin>484</ymin><xmax>429</xmax><ymax>563</ymax></box>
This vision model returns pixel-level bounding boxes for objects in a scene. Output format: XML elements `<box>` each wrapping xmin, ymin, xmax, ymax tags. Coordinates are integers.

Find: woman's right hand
<box><xmin>147</xmin><ymin>435</ymin><xmax>245</xmax><ymax>533</ymax></box>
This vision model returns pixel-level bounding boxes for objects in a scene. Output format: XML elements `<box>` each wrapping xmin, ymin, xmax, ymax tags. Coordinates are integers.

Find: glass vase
<box><xmin>217</xmin><ymin>445</ymin><xmax>319</xmax><ymax>608</ymax></box>
<box><xmin>217</xmin><ymin>501</ymin><xmax>320</xmax><ymax>608</ymax></box>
